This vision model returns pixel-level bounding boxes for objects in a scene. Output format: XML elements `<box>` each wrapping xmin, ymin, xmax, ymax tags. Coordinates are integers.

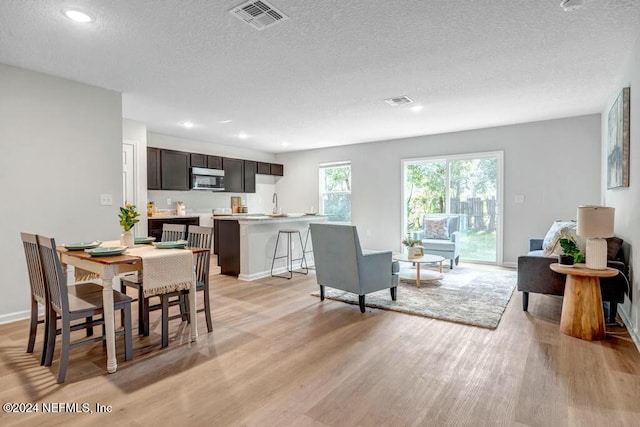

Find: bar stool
<box><xmin>271</xmin><ymin>229</ymin><xmax>309</xmax><ymax>279</ymax></box>
<box><xmin>302</xmin><ymin>225</ymin><xmax>314</xmax><ymax>270</ymax></box>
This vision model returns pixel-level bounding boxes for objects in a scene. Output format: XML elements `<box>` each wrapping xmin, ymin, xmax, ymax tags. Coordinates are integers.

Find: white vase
<box><xmin>408</xmin><ymin>246</ymin><xmax>423</xmax><ymax>259</ymax></box>
<box><xmin>120</xmin><ymin>230</ymin><xmax>134</xmax><ymax>247</ymax></box>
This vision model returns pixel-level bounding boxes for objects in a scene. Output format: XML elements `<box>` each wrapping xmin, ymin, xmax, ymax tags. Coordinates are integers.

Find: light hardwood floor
<box><xmin>1</xmin><ymin>265</ymin><xmax>639</xmax><ymax>426</ymax></box>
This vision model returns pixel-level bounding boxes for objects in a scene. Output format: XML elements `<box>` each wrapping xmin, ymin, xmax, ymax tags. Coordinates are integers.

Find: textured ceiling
<box><xmin>0</xmin><ymin>0</ymin><xmax>638</xmax><ymax>153</ymax></box>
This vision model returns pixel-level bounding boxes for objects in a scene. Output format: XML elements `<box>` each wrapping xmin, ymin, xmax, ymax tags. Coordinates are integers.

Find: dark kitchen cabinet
<box><xmin>147</xmin><ymin>147</ymin><xmax>161</xmax><ymax>190</ymax></box>
<box><xmin>190</xmin><ymin>153</ymin><xmax>207</xmax><ymax>168</ymax></box>
<box><xmin>207</xmin><ymin>155</ymin><xmax>223</xmax><ymax>169</ymax></box>
<box><xmin>161</xmin><ymin>149</ymin><xmax>190</xmax><ymax>191</ymax></box>
<box><xmin>257</xmin><ymin>162</ymin><xmax>271</xmax><ymax>175</ymax></box>
<box><xmin>270</xmin><ymin>163</ymin><xmax>284</xmax><ymax>176</ymax></box>
<box><xmin>243</xmin><ymin>160</ymin><xmax>257</xmax><ymax>193</ymax></box>
<box><xmin>223</xmin><ymin>157</ymin><xmax>244</xmax><ymax>193</ymax></box>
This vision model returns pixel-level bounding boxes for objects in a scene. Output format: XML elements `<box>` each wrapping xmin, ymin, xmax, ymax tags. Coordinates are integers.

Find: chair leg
<box><xmin>180</xmin><ymin>294</ymin><xmax>189</xmax><ymax>322</ymax></box>
<box><xmin>455</xmin><ymin>256</ymin><xmax>459</xmax><ymax>266</ymax></box>
<box><xmin>161</xmin><ymin>295</ymin><xmax>169</xmax><ymax>348</ymax></box>
<box><xmin>522</xmin><ymin>292</ymin><xmax>529</xmax><ymax>311</ymax></box>
<box><xmin>40</xmin><ymin>305</ymin><xmax>50</xmax><ymax>366</ymax></box>
<box><xmin>390</xmin><ymin>287</ymin><xmax>397</xmax><ymax>301</ymax></box>
<box><xmin>44</xmin><ymin>307</ymin><xmax>57</xmax><ymax>367</ymax></box>
<box><xmin>203</xmin><ymin>285</ymin><xmax>213</xmax><ymax>333</ymax></box>
<box><xmin>358</xmin><ymin>295</ymin><xmax>366</xmax><ymax>313</ymax></box>
<box><xmin>27</xmin><ymin>299</ymin><xmax>38</xmax><ymax>354</ymax></box>
<box><xmin>137</xmin><ymin>286</ymin><xmax>146</xmax><ymax>334</ymax></box>
<box><xmin>85</xmin><ymin>316</ymin><xmax>93</xmax><ymax>336</ymax></box>
<box><xmin>57</xmin><ymin>318</ymin><xmax>71</xmax><ymax>384</ymax></box>
<box><xmin>123</xmin><ymin>304</ymin><xmax>133</xmax><ymax>361</ymax></box>
<box><xmin>142</xmin><ymin>296</ymin><xmax>150</xmax><ymax>336</ymax></box>
<box><xmin>450</xmin><ymin>259</ymin><xmax>454</xmax><ymax>269</ymax></box>
<box><xmin>320</xmin><ymin>285</ymin><xmax>325</xmax><ymax>301</ymax></box>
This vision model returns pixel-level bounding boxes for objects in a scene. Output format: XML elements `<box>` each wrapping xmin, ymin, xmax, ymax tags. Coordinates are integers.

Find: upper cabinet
<box><xmin>160</xmin><ymin>149</ymin><xmax>190</xmax><ymax>191</ymax></box>
<box><xmin>147</xmin><ymin>147</ymin><xmax>161</xmax><ymax>190</ymax></box>
<box><xmin>190</xmin><ymin>153</ymin><xmax>207</xmax><ymax>168</ymax></box>
<box><xmin>207</xmin><ymin>155</ymin><xmax>223</xmax><ymax>169</ymax></box>
<box><xmin>270</xmin><ymin>163</ymin><xmax>284</xmax><ymax>176</ymax></box>
<box><xmin>223</xmin><ymin>157</ymin><xmax>244</xmax><ymax>193</ymax></box>
<box><xmin>243</xmin><ymin>160</ymin><xmax>257</xmax><ymax>193</ymax></box>
<box><xmin>147</xmin><ymin>147</ymin><xmax>281</xmax><ymax>191</ymax></box>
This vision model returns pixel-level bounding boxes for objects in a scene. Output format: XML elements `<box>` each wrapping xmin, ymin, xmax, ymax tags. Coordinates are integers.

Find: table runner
<box><xmin>100</xmin><ymin>241</ymin><xmax>194</xmax><ymax>298</ymax></box>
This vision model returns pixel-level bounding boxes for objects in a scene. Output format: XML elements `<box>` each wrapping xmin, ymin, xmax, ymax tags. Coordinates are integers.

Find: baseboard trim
<box><xmin>619</xmin><ymin>306</ymin><xmax>640</xmax><ymax>352</ymax></box>
<box><xmin>238</xmin><ymin>263</ymin><xmax>313</xmax><ymax>281</ymax></box>
<box><xmin>0</xmin><ymin>309</ymin><xmax>34</xmax><ymax>325</ymax></box>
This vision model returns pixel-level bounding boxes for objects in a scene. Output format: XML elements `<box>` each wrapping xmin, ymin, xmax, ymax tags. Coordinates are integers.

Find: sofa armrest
<box><xmin>451</xmin><ymin>231</ymin><xmax>460</xmax><ymax>242</ymax></box>
<box><xmin>413</xmin><ymin>230</ymin><xmax>425</xmax><ymax>240</ymax></box>
<box><xmin>529</xmin><ymin>239</ymin><xmax>544</xmax><ymax>252</ymax></box>
<box><xmin>517</xmin><ymin>255</ymin><xmax>565</xmax><ymax>296</ymax></box>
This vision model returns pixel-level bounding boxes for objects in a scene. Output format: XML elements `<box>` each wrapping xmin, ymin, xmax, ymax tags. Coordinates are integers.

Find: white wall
<box><xmin>0</xmin><ymin>63</ymin><xmax>123</xmax><ymax>322</ymax></box>
<box><xmin>123</xmin><ymin>119</ymin><xmax>148</xmax><ymax>236</ymax></box>
<box><xmin>147</xmin><ymin>133</ymin><xmax>277</xmax><ymax>214</ymax></box>
<box><xmin>602</xmin><ymin>34</ymin><xmax>640</xmax><ymax>346</ymax></box>
<box><xmin>275</xmin><ymin>114</ymin><xmax>602</xmax><ymax>264</ymax></box>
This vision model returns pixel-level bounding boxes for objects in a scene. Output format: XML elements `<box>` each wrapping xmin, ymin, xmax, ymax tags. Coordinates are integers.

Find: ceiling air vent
<box><xmin>384</xmin><ymin>96</ymin><xmax>414</xmax><ymax>107</ymax></box>
<box><xmin>230</xmin><ymin>0</ymin><xmax>289</xmax><ymax>31</ymax></box>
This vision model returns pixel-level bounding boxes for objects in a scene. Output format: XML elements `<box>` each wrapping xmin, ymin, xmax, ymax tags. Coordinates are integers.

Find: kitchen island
<box><xmin>214</xmin><ymin>215</ymin><xmax>328</xmax><ymax>280</ymax></box>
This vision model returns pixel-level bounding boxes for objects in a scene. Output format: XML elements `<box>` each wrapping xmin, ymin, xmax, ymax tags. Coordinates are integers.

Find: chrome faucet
<box><xmin>272</xmin><ymin>192</ymin><xmax>279</xmax><ymax>213</ymax></box>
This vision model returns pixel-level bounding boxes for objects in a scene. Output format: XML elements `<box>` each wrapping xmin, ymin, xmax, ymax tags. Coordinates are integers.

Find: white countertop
<box><xmin>147</xmin><ymin>214</ymin><xmax>200</xmax><ymax>219</ymax></box>
<box><xmin>215</xmin><ymin>214</ymin><xmax>326</xmax><ymax>222</ymax></box>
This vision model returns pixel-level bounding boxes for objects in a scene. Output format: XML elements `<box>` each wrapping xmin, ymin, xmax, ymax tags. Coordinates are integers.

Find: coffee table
<box><xmin>392</xmin><ymin>253</ymin><xmax>445</xmax><ymax>288</ymax></box>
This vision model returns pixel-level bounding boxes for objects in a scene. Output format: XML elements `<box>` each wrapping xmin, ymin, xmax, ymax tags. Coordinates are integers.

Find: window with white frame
<box><xmin>319</xmin><ymin>161</ymin><xmax>351</xmax><ymax>223</ymax></box>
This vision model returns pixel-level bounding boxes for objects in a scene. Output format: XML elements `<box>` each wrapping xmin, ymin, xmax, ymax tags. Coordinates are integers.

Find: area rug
<box><xmin>311</xmin><ymin>266</ymin><xmax>517</xmax><ymax>329</ymax></box>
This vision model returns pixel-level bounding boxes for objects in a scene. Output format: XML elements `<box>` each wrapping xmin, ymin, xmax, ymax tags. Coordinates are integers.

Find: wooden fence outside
<box><xmin>449</xmin><ymin>197</ymin><xmax>496</xmax><ymax>232</ymax></box>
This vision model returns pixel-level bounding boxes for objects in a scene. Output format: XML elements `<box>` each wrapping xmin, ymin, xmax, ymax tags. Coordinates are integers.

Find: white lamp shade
<box><xmin>576</xmin><ymin>206</ymin><xmax>615</xmax><ymax>238</ymax></box>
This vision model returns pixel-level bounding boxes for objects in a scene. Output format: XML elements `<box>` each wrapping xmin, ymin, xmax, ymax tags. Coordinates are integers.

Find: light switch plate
<box><xmin>100</xmin><ymin>194</ymin><xmax>113</xmax><ymax>206</ymax></box>
<box><xmin>514</xmin><ymin>194</ymin><xmax>525</xmax><ymax>204</ymax></box>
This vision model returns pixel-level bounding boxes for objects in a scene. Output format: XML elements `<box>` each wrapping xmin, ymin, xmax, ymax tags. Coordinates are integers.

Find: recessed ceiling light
<box><xmin>181</xmin><ymin>121</ymin><xmax>194</xmax><ymax>128</ymax></box>
<box><xmin>560</xmin><ymin>0</ymin><xmax>584</xmax><ymax>11</ymax></box>
<box><xmin>410</xmin><ymin>105</ymin><xmax>424</xmax><ymax>112</ymax></box>
<box><xmin>219</xmin><ymin>120</ymin><xmax>232</xmax><ymax>124</ymax></box>
<box><xmin>63</xmin><ymin>9</ymin><xmax>94</xmax><ymax>23</ymax></box>
<box><xmin>281</xmin><ymin>141</ymin><xmax>289</xmax><ymax>147</ymax></box>
<box><xmin>238</xmin><ymin>132</ymin><xmax>248</xmax><ymax>139</ymax></box>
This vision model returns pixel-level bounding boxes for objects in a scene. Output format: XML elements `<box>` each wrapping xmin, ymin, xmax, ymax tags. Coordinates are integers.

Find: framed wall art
<box><xmin>607</xmin><ymin>87</ymin><xmax>630</xmax><ymax>189</ymax></box>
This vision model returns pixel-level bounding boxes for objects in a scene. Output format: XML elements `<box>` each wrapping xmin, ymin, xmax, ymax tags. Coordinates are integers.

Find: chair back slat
<box><xmin>21</xmin><ymin>232</ymin><xmax>47</xmax><ymax>304</ymax></box>
<box><xmin>161</xmin><ymin>224</ymin><xmax>186</xmax><ymax>242</ymax></box>
<box><xmin>37</xmin><ymin>235</ymin><xmax>69</xmax><ymax>314</ymax></box>
<box><xmin>187</xmin><ymin>226</ymin><xmax>212</xmax><ymax>284</ymax></box>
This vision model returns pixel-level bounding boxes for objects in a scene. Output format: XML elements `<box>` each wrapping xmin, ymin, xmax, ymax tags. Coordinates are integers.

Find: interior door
<box><xmin>122</xmin><ymin>142</ymin><xmax>136</xmax><ymax>206</ymax></box>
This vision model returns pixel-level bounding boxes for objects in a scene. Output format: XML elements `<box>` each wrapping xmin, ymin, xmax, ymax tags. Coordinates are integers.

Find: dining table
<box><xmin>57</xmin><ymin>241</ymin><xmax>208</xmax><ymax>374</ymax></box>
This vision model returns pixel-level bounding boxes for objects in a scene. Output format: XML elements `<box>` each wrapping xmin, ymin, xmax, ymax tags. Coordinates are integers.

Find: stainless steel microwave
<box><xmin>190</xmin><ymin>167</ymin><xmax>225</xmax><ymax>191</ymax></box>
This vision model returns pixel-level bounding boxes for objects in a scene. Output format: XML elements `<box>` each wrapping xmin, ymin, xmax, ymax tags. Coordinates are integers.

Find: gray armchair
<box><xmin>310</xmin><ymin>223</ymin><xmax>399</xmax><ymax>313</ymax></box>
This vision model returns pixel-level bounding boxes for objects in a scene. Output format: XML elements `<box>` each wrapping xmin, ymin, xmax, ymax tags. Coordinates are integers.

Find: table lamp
<box><xmin>576</xmin><ymin>206</ymin><xmax>615</xmax><ymax>270</ymax></box>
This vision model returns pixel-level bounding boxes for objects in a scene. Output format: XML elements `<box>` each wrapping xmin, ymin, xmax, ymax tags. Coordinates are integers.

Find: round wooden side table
<box><xmin>550</xmin><ymin>263</ymin><xmax>619</xmax><ymax>341</ymax></box>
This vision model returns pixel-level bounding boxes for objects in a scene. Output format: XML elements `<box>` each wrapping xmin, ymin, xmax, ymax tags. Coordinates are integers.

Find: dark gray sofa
<box><xmin>517</xmin><ymin>238</ymin><xmax>630</xmax><ymax>323</ymax></box>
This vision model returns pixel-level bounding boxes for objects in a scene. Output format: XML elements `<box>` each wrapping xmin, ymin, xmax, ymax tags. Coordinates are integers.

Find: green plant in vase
<box><xmin>118</xmin><ymin>203</ymin><xmax>140</xmax><ymax>247</ymax></box>
<box><xmin>559</xmin><ymin>237</ymin><xmax>585</xmax><ymax>264</ymax></box>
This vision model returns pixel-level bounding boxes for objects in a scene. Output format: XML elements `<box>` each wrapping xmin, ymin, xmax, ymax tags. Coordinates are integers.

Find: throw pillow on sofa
<box><xmin>425</xmin><ymin>217</ymin><xmax>449</xmax><ymax>239</ymax></box>
<box><xmin>541</xmin><ymin>220</ymin><xmax>586</xmax><ymax>257</ymax></box>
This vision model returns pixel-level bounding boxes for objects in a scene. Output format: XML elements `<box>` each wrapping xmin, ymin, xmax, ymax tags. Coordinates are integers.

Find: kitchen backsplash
<box><xmin>148</xmin><ymin>176</ymin><xmax>275</xmax><ymax>214</ymax></box>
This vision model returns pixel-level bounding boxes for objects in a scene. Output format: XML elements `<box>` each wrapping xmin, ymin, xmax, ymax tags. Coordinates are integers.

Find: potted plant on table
<box><xmin>118</xmin><ymin>202</ymin><xmax>140</xmax><ymax>247</ymax></box>
<box><xmin>402</xmin><ymin>236</ymin><xmax>424</xmax><ymax>259</ymax></box>
<box><xmin>558</xmin><ymin>236</ymin><xmax>585</xmax><ymax>266</ymax></box>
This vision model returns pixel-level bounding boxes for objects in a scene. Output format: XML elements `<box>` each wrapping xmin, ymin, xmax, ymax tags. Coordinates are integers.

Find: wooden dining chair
<box><xmin>21</xmin><ymin>232</ymin><xmax>50</xmax><ymax>365</ymax></box>
<box><xmin>181</xmin><ymin>225</ymin><xmax>213</xmax><ymax>333</ymax></box>
<box><xmin>37</xmin><ymin>235</ymin><xmax>133</xmax><ymax>383</ymax></box>
<box><xmin>120</xmin><ymin>223</ymin><xmax>187</xmax><ymax>335</ymax></box>
<box><xmin>162</xmin><ymin>224</ymin><xmax>187</xmax><ymax>241</ymax></box>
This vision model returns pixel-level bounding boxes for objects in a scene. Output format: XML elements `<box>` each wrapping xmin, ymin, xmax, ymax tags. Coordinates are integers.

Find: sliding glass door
<box><xmin>403</xmin><ymin>152</ymin><xmax>503</xmax><ymax>264</ymax></box>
